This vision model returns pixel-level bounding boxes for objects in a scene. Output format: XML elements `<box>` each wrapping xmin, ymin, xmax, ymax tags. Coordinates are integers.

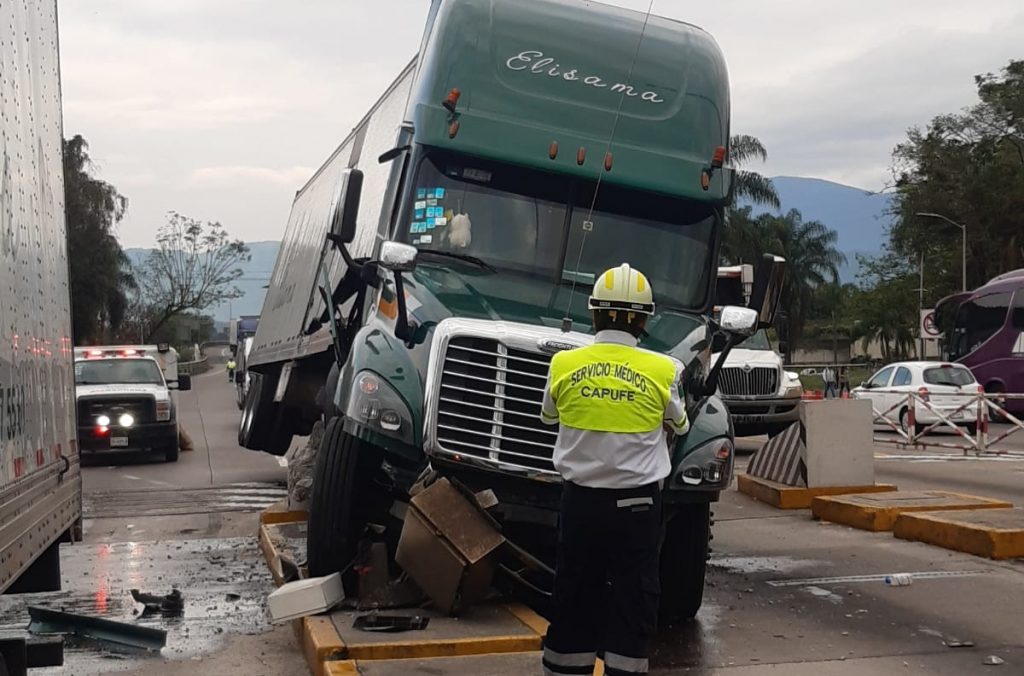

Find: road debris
<box><xmin>285</xmin><ymin>419</ymin><xmax>324</xmax><ymax>509</ymax></box>
<box><xmin>27</xmin><ymin>606</ymin><xmax>168</xmax><ymax>651</ymax></box>
<box><xmin>983</xmin><ymin>655</ymin><xmax>1006</xmax><ymax>666</ymax></box>
<box><xmin>268</xmin><ymin>573</ymin><xmax>344</xmax><ymax>623</ymax></box>
<box><xmin>884</xmin><ymin>573</ymin><xmax>913</xmax><ymax>586</ymax></box>
<box><xmin>395</xmin><ymin>477</ymin><xmax>506</xmax><ymax>615</ymax></box>
<box><xmin>353</xmin><ymin>614</ymin><xmax>430</xmax><ymax>632</ymax></box>
<box><xmin>131</xmin><ymin>589</ymin><xmax>184</xmax><ymax>617</ymax></box>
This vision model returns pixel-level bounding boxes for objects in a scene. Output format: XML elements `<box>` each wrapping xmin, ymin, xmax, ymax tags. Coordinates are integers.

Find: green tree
<box><xmin>849</xmin><ymin>251</ymin><xmax>918</xmax><ymax>361</ymax></box>
<box><xmin>64</xmin><ymin>135</ymin><xmax>135</xmax><ymax>343</ymax></box>
<box><xmin>132</xmin><ymin>212</ymin><xmax>250</xmax><ymax>338</ymax></box>
<box><xmin>888</xmin><ymin>59</ymin><xmax>1024</xmax><ymax>302</ymax></box>
<box><xmin>730</xmin><ymin>134</ymin><xmax>781</xmax><ymax>209</ymax></box>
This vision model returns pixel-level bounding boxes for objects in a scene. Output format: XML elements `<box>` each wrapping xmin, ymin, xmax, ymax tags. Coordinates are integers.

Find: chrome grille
<box><xmin>78</xmin><ymin>396</ymin><xmax>155</xmax><ymax>424</ymax></box>
<box><xmin>718</xmin><ymin>366</ymin><xmax>779</xmax><ymax>397</ymax></box>
<box><xmin>435</xmin><ymin>336</ymin><xmax>557</xmax><ymax>473</ymax></box>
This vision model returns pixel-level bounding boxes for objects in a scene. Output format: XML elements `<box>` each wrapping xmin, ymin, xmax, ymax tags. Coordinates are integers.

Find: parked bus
<box><xmin>936</xmin><ymin>269</ymin><xmax>1024</xmax><ymax>413</ymax></box>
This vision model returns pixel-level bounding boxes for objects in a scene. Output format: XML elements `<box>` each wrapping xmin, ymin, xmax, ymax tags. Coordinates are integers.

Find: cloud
<box><xmin>56</xmin><ymin>0</ymin><xmax>1024</xmax><ymax>246</ymax></box>
<box><xmin>187</xmin><ymin>165</ymin><xmax>315</xmax><ymax>188</ymax></box>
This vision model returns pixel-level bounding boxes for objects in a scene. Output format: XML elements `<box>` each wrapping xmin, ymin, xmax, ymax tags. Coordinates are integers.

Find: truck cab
<box><xmin>713</xmin><ymin>329</ymin><xmax>802</xmax><ymax>437</ymax></box>
<box><xmin>242</xmin><ymin>0</ymin><xmax>785</xmax><ymax>624</ymax></box>
<box><xmin>73</xmin><ymin>348</ymin><xmax>191</xmax><ymax>462</ymax></box>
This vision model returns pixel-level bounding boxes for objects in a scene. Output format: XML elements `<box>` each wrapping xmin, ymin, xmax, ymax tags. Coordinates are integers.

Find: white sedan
<box><xmin>852</xmin><ymin>361</ymin><xmax>981</xmax><ymax>436</ymax></box>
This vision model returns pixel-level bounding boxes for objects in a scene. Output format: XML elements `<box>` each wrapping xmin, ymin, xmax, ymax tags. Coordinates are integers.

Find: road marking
<box><xmin>122</xmin><ymin>474</ymin><xmax>141</xmax><ymax>480</ymax></box>
<box><xmin>766</xmin><ymin>570</ymin><xmax>990</xmax><ymax>587</ymax></box>
<box><xmin>875</xmin><ymin>452</ymin><xmax>1024</xmax><ymax>462</ymax></box>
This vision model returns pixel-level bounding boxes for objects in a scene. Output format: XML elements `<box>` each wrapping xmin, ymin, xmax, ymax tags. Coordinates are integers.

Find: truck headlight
<box><xmin>346</xmin><ymin>371</ymin><xmax>414</xmax><ymax>445</ymax></box>
<box><xmin>96</xmin><ymin>415</ymin><xmax>111</xmax><ymax>427</ymax></box>
<box><xmin>118</xmin><ymin>413</ymin><xmax>135</xmax><ymax>427</ymax></box>
<box><xmin>671</xmin><ymin>437</ymin><xmax>733</xmax><ymax>489</ymax></box>
<box><xmin>782</xmin><ymin>370</ymin><xmax>803</xmax><ymax>396</ymax></box>
<box><xmin>156</xmin><ymin>401</ymin><xmax>171</xmax><ymax>422</ymax></box>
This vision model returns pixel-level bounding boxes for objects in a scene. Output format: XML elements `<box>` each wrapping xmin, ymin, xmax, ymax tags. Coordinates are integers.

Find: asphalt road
<box><xmin>3</xmin><ymin>370</ymin><xmax>1021</xmax><ymax>675</ymax></box>
<box><xmin>0</xmin><ymin>367</ymin><xmax>299</xmax><ymax>675</ymax></box>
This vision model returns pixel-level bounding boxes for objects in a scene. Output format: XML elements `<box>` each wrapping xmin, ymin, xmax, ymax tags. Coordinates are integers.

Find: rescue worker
<box><xmin>540</xmin><ymin>263</ymin><xmax>689</xmax><ymax>676</ymax></box>
<box><xmin>226</xmin><ymin>358</ymin><xmax>237</xmax><ymax>383</ymax></box>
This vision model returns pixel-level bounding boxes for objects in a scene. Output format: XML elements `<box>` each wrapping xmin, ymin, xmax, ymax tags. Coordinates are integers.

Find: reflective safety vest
<box><xmin>547</xmin><ymin>343</ymin><xmax>678</xmax><ymax>434</ymax></box>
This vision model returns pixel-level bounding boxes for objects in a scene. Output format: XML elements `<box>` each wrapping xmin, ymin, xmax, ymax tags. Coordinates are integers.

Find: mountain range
<box><xmin>125</xmin><ymin>177</ymin><xmax>892</xmax><ymax>323</ymax></box>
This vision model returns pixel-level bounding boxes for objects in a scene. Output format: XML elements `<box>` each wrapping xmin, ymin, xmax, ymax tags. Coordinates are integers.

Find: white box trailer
<box><xmin>0</xmin><ymin>0</ymin><xmax>82</xmax><ymax>606</ymax></box>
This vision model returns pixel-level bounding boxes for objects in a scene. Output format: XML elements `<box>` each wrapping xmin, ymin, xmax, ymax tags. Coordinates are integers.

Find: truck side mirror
<box><xmin>749</xmin><ymin>254</ymin><xmax>786</xmax><ymax>329</ymax></box>
<box><xmin>329</xmin><ymin>168</ymin><xmax>364</xmax><ymax>245</ymax></box>
<box><xmin>719</xmin><ymin>306</ymin><xmax>758</xmax><ymax>337</ymax></box>
<box><xmin>177</xmin><ymin>374</ymin><xmax>192</xmax><ymax>392</ymax></box>
<box><xmin>378</xmin><ymin>241</ymin><xmax>418</xmax><ymax>272</ymax></box>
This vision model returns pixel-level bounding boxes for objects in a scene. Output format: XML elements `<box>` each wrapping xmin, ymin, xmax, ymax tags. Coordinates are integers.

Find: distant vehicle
<box><xmin>74</xmin><ymin>349</ymin><xmax>191</xmax><ymax>462</ymax></box>
<box><xmin>713</xmin><ymin>329</ymin><xmax>803</xmax><ymax>437</ymax></box>
<box><xmin>229</xmin><ymin>316</ymin><xmax>259</xmax><ymax>357</ymax></box>
<box><xmin>936</xmin><ymin>270</ymin><xmax>1024</xmax><ymax>414</ymax></box>
<box><xmin>235</xmin><ymin>336</ymin><xmax>254</xmax><ymax>410</ymax></box>
<box><xmin>714</xmin><ymin>266</ymin><xmax>801</xmax><ymax>437</ymax></box>
<box><xmin>2</xmin><ymin>0</ymin><xmax>83</xmax><ymax>612</ymax></box>
<box><xmin>852</xmin><ymin>361</ymin><xmax>980</xmax><ymax>436</ymax></box>
<box><xmin>75</xmin><ymin>344</ymin><xmax>181</xmax><ymax>387</ymax></box>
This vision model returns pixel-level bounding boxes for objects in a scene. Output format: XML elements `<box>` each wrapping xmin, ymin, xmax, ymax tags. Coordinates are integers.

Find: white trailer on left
<box><xmin>0</xmin><ymin>0</ymin><xmax>82</xmax><ymax>624</ymax></box>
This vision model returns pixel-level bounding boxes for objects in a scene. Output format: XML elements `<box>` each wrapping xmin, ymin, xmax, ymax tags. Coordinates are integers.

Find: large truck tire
<box><xmin>6</xmin><ymin>541</ymin><xmax>61</xmax><ymax>594</ymax></box>
<box><xmin>307</xmin><ymin>417</ymin><xmax>381</xmax><ymax>585</ymax></box>
<box><xmin>239</xmin><ymin>373</ymin><xmax>292</xmax><ymax>455</ymax></box>
<box><xmin>658</xmin><ymin>502</ymin><xmax>711</xmax><ymax>625</ymax></box>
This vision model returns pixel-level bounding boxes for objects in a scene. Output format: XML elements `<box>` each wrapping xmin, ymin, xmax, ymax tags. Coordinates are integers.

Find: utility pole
<box><xmin>916</xmin><ymin>212</ymin><xmax>967</xmax><ymax>292</ymax></box>
<box><xmin>918</xmin><ymin>251</ymin><xmax>925</xmax><ymax>359</ymax></box>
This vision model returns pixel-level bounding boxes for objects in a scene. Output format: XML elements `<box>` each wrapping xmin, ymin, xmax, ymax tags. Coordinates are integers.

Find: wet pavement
<box><xmin>6</xmin><ymin>368</ymin><xmax>1023</xmax><ymax>674</ymax></box>
<box><xmin>0</xmin><ymin>538</ymin><xmax>276</xmax><ymax>672</ymax></box>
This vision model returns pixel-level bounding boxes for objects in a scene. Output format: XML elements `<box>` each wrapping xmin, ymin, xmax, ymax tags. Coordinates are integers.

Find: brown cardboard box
<box><xmin>395</xmin><ymin>478</ymin><xmax>505</xmax><ymax>615</ymax></box>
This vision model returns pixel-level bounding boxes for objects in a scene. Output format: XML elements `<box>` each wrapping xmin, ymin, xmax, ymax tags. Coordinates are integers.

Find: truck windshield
<box><xmin>399</xmin><ymin>151</ymin><xmax>716</xmax><ymax>309</ymax></box>
<box><xmin>75</xmin><ymin>359</ymin><xmax>164</xmax><ymax>386</ymax></box>
<box><xmin>737</xmin><ymin>329</ymin><xmax>772</xmax><ymax>350</ymax></box>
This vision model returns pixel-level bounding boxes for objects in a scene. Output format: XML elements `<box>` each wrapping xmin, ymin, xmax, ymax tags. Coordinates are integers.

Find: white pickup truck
<box><xmin>73</xmin><ymin>347</ymin><xmax>191</xmax><ymax>462</ymax></box>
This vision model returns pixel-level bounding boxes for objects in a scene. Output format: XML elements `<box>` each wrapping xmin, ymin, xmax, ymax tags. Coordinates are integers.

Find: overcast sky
<box><xmin>58</xmin><ymin>0</ymin><xmax>1023</xmax><ymax>248</ymax></box>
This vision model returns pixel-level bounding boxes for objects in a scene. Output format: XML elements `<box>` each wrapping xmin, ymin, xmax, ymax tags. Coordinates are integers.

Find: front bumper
<box><xmin>78</xmin><ymin>421</ymin><xmax>178</xmax><ymax>453</ymax></box>
<box><xmin>723</xmin><ymin>396</ymin><xmax>801</xmax><ymax>433</ymax></box>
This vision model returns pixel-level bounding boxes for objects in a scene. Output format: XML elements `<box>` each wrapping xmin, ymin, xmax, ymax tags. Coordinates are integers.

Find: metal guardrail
<box><xmin>179</xmin><ymin>356</ymin><xmax>210</xmax><ymax>376</ymax></box>
<box><xmin>861</xmin><ymin>389</ymin><xmax>1024</xmax><ymax>457</ymax></box>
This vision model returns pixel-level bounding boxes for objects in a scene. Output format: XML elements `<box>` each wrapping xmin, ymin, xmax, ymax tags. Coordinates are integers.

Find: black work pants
<box><xmin>543</xmin><ymin>481</ymin><xmax>662</xmax><ymax>676</ymax></box>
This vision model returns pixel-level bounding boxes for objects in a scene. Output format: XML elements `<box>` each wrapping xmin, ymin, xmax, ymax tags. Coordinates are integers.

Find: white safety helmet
<box><xmin>588</xmin><ymin>263</ymin><xmax>655</xmax><ymax>315</ymax></box>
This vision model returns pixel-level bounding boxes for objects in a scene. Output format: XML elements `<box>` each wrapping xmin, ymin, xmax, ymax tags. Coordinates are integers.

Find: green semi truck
<box><xmin>243</xmin><ymin>0</ymin><xmax>782</xmax><ymax>621</ymax></box>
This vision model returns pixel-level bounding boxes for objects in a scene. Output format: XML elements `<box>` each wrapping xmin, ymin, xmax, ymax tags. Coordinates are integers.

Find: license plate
<box><xmin>733</xmin><ymin>415</ymin><xmax>764</xmax><ymax>423</ymax></box>
<box><xmin>110</xmin><ymin>436</ymin><xmax>129</xmax><ymax>448</ymax></box>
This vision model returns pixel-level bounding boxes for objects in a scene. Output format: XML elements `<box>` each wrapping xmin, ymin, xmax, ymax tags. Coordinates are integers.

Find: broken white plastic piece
<box><xmin>268</xmin><ymin>573</ymin><xmax>344</xmax><ymax>623</ymax></box>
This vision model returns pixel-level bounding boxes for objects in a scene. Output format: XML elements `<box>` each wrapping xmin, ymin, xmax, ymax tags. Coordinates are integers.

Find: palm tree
<box><xmin>762</xmin><ymin>210</ymin><xmax>846</xmax><ymax>355</ymax></box>
<box><xmin>730</xmin><ymin>134</ymin><xmax>781</xmax><ymax>209</ymax></box>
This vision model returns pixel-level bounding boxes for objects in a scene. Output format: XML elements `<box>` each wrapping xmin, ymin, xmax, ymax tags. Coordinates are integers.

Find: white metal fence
<box><xmin>863</xmin><ymin>389</ymin><xmax>1024</xmax><ymax>457</ymax></box>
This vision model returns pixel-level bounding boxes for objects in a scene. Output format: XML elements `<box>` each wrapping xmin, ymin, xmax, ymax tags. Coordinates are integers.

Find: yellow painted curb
<box><xmin>303</xmin><ymin>616</ymin><xmax>346</xmax><ymax>676</ymax></box>
<box><xmin>323</xmin><ymin>661</ymin><xmax>360</xmax><ymax>676</ymax></box>
<box><xmin>737</xmin><ymin>473</ymin><xmax>897</xmax><ymax>509</ymax></box>
<box><xmin>260</xmin><ymin>498</ymin><xmax>308</xmax><ymax>525</ymax></box>
<box><xmin>342</xmin><ymin>634</ymin><xmax>543</xmax><ymax>661</ymax></box>
<box><xmin>812</xmin><ymin>490</ymin><xmax>1013</xmax><ymax>532</ymax></box>
<box><xmin>505</xmin><ymin>602</ymin><xmax>550</xmax><ymax>636</ymax></box>
<box><xmin>893</xmin><ymin>508</ymin><xmax>1024</xmax><ymax>559</ymax></box>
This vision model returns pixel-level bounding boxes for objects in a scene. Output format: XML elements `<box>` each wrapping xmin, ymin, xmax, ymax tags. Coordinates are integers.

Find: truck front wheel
<box><xmin>307</xmin><ymin>417</ymin><xmax>384</xmax><ymax>584</ymax></box>
<box><xmin>658</xmin><ymin>502</ymin><xmax>711</xmax><ymax>626</ymax></box>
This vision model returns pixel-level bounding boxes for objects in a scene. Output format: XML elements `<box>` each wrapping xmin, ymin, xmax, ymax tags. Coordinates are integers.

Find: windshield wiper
<box><xmin>416</xmin><ymin>249</ymin><xmax>496</xmax><ymax>273</ymax></box>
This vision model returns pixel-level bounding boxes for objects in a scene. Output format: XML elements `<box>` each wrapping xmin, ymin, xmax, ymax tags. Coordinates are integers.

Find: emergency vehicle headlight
<box><xmin>119</xmin><ymin>413</ymin><xmax>135</xmax><ymax>427</ymax></box>
<box><xmin>672</xmin><ymin>437</ymin><xmax>733</xmax><ymax>489</ymax></box>
<box><xmin>96</xmin><ymin>415</ymin><xmax>111</xmax><ymax>427</ymax></box>
<box><xmin>346</xmin><ymin>371</ymin><xmax>415</xmax><ymax>445</ymax></box>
